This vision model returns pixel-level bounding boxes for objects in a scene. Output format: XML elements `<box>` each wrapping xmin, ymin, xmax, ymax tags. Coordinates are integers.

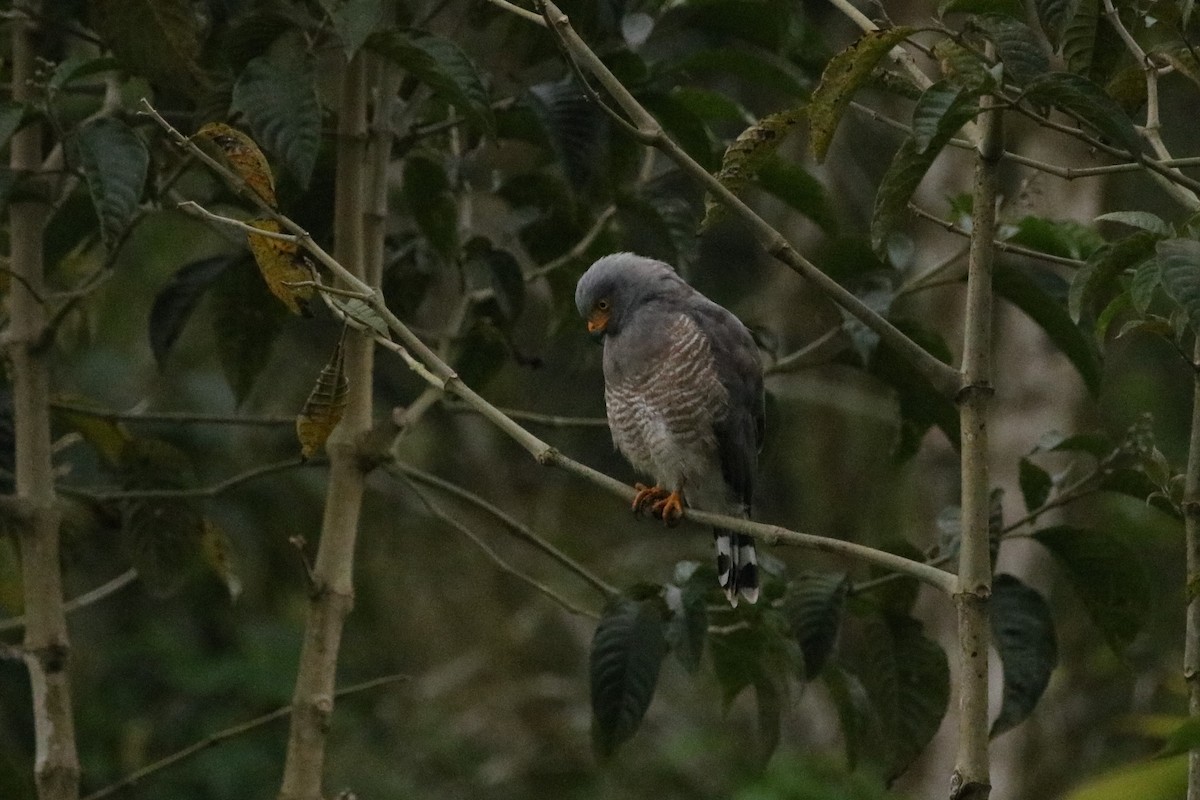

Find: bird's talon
<box><xmin>652</xmin><ymin>490</ymin><xmax>685</xmax><ymax>526</ymax></box>
<box><xmin>632</xmin><ymin>483</ymin><xmax>669</xmax><ymax>514</ymax></box>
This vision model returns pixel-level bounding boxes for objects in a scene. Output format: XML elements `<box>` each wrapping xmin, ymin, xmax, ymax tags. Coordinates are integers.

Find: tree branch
<box><xmin>81</xmin><ymin>673</ymin><xmax>409</xmax><ymax>800</ymax></box>
<box><xmin>391</xmin><ymin>462</ymin><xmax>617</xmax><ymax>597</ymax></box>
<box><xmin>56</xmin><ymin>458</ymin><xmax>314</xmax><ymax>502</ymax></box>
<box><xmin>400</xmin><ymin>476</ymin><xmax>601</xmax><ymax>618</ymax></box>
<box><xmin>1184</xmin><ymin>337</ymin><xmax>1200</xmax><ymax>800</ymax></box>
<box><xmin>49</xmin><ymin>401</ymin><xmax>294</xmax><ymax>427</ymax></box>
<box><xmin>950</xmin><ymin>67</ymin><xmax>1001</xmax><ymax>800</ymax></box>
<box><xmin>278</xmin><ymin>50</ymin><xmax>374</xmax><ymax>800</ymax></box>
<box><xmin>8</xmin><ymin>6</ymin><xmax>81</xmax><ymax>797</ymax></box>
<box><xmin>0</xmin><ymin>569</ymin><xmax>139</xmax><ymax>635</ymax></box>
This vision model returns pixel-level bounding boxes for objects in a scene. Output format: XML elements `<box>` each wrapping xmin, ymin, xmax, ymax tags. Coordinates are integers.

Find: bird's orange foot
<box><xmin>651</xmin><ymin>490</ymin><xmax>685</xmax><ymax>527</ymax></box>
<box><xmin>632</xmin><ymin>483</ymin><xmax>670</xmax><ymax>514</ymax></box>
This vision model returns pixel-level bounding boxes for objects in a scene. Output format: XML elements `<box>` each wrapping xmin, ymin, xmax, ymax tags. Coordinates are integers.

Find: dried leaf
<box><xmin>195</xmin><ymin>122</ymin><xmax>278</xmax><ymax>208</ymax></box>
<box><xmin>245</xmin><ymin>218</ymin><xmax>315</xmax><ymax>315</ymax></box>
<box><xmin>296</xmin><ymin>336</ymin><xmax>349</xmax><ymax>460</ymax></box>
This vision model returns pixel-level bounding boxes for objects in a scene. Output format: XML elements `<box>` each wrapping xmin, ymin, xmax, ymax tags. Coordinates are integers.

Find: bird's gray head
<box><xmin>575</xmin><ymin>253</ymin><xmax>688</xmax><ymax>339</ymax></box>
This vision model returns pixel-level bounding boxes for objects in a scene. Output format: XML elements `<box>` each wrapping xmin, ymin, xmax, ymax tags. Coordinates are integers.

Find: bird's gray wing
<box><xmin>689</xmin><ymin>300</ymin><xmax>764</xmax><ymax>511</ymax></box>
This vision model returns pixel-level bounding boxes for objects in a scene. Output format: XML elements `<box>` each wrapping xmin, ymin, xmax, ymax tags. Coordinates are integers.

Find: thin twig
<box><xmin>80</xmin><ymin>673</ymin><xmax>410</xmax><ymax>800</ymax></box>
<box><xmin>764</xmin><ymin>327</ymin><xmax>845</xmax><ymax>375</ymax></box>
<box><xmin>526</xmin><ymin>204</ymin><xmax>617</xmax><ymax>281</ymax></box>
<box><xmin>0</xmin><ymin>569</ymin><xmax>139</xmax><ymax>635</ymax></box>
<box><xmin>391</xmin><ymin>462</ymin><xmax>617</xmax><ymax>597</ymax></box>
<box><xmin>909</xmin><ymin>204</ymin><xmax>1085</xmax><ymax>268</ymax></box>
<box><xmin>401</xmin><ymin>476</ymin><xmax>600</xmax><ymax>618</ymax></box>
<box><xmin>57</xmin><ymin>458</ymin><xmax>316</xmax><ymax>502</ymax></box>
<box><xmin>49</xmin><ymin>401</ymin><xmax>295</xmax><ymax>427</ymax></box>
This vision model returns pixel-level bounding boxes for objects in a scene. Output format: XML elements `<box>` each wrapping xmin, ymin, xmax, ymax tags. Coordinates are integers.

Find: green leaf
<box><xmin>1023</xmin><ymin>72</ymin><xmax>1141</xmax><ymax>153</ymax></box>
<box><xmin>809</xmin><ymin>27</ymin><xmax>916</xmax><ymax>162</ymax></box>
<box><xmin>149</xmin><ymin>255</ymin><xmax>235</xmax><ymax>365</ymax></box>
<box><xmin>1007</xmin><ymin>215</ymin><xmax>1104</xmax><ymax>260</ymax></box>
<box><xmin>1034</xmin><ymin>0</ymin><xmax>1073</xmax><ymax>46</ymax></box>
<box><xmin>870</xmin><ymin>81</ymin><xmax>976</xmax><ymax>253</ymax></box>
<box><xmin>671</xmin><ymin>87</ymin><xmax>751</xmax><ymax>125</ymax></box>
<box><xmin>1129</xmin><ymin>258</ymin><xmax>1161</xmax><ymax>313</ymax></box>
<box><xmin>231</xmin><ymin>44</ymin><xmax>321</xmax><ymax>188</ymax></box>
<box><xmin>642</xmin><ymin>91</ymin><xmax>718</xmax><ymax>171</ymax></box>
<box><xmin>975</xmin><ymin>15</ymin><xmax>1051</xmax><ymax>85</ymax></box>
<box><xmin>0</xmin><ymin>102</ymin><xmax>27</xmax><ymax>152</ymax></box>
<box><xmin>1156</xmin><ymin>718</ymin><xmax>1200</xmax><ymax>759</ymax></box>
<box><xmin>1018</xmin><ymin>457</ymin><xmax>1053</xmax><ymax>512</ymax></box>
<box><xmin>756</xmin><ymin>156</ymin><xmax>839</xmax><ymax>235</ymax></box>
<box><xmin>1032</xmin><ymin>525</ymin><xmax>1151</xmax><ymax>654</ymax></box>
<box><xmin>990</xmin><ymin>574</ymin><xmax>1057</xmax><ymax>737</ymax></box>
<box><xmin>994</xmin><ymin>264</ymin><xmax>1102</xmax><ymax>395</ymax></box>
<box><xmin>590</xmin><ymin>597</ymin><xmax>667</xmax><ymax>758</ymax></box>
<box><xmin>670</xmin><ymin>48</ymin><xmax>809</xmax><ymax>100</ymax></box>
<box><xmin>1095</xmin><ymin>211</ymin><xmax>1172</xmax><ymax>236</ymax></box>
<box><xmin>89</xmin><ymin>0</ymin><xmax>207</xmax><ymax>98</ymax></box>
<box><xmin>940</xmin><ymin>0</ymin><xmax>1024</xmax><ymax>17</ymax></box>
<box><xmin>73</xmin><ymin>118</ymin><xmax>148</xmax><ymax>247</ymax></box>
<box><xmin>824</xmin><ymin>666</ymin><xmax>884</xmax><ymax>770</ymax></box>
<box><xmin>332</xmin><ymin>297</ymin><xmax>390</xmax><ymax>338</ymax></box>
<box><xmin>911</xmin><ymin>80</ymin><xmax>979</xmax><ymax>153</ymax></box>
<box><xmin>888</xmin><ymin>616</ymin><xmax>950</xmax><ymax>781</ymax></box>
<box><xmin>319</xmin><ymin>0</ymin><xmax>384</xmax><ymax>60</ymax></box>
<box><xmin>664</xmin><ymin>572</ymin><xmax>709</xmax><ymax>673</ymax></box>
<box><xmin>403</xmin><ymin>153</ymin><xmax>458</xmax><ymax>258</ymax></box>
<box><xmin>711</xmin><ymin>608</ymin><xmax>803</xmax><ymax>704</ymax></box>
<box><xmin>1061</xmin><ymin>0</ymin><xmax>1099</xmax><ymax>74</ymax></box>
<box><xmin>1068</xmin><ymin>231</ymin><xmax>1158</xmax><ymax>322</ymax></box>
<box><xmin>870</xmin><ymin>319</ymin><xmax>960</xmax><ymax>460</ymax></box>
<box><xmin>369</xmin><ymin>30</ymin><xmax>494</xmax><ymax>133</ymax></box>
<box><xmin>525</xmin><ymin>80</ymin><xmax>605</xmax><ymax>189</ymax></box>
<box><xmin>211</xmin><ymin>256</ymin><xmax>287</xmax><ymax>405</ymax></box>
<box><xmin>1157</xmin><ymin>238</ymin><xmax>1200</xmax><ymax>336</ymax></box>
<box><xmin>783</xmin><ymin>572</ymin><xmax>849</xmax><ymax>677</ymax></box>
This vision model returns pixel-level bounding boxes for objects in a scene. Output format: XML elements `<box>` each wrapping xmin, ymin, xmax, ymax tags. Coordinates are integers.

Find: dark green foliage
<box><xmin>990</xmin><ymin>574</ymin><xmax>1058</xmax><ymax>737</ymax></box>
<box><xmin>590</xmin><ymin>596</ymin><xmax>668</xmax><ymax>757</ymax></box>
<box><xmin>72</xmin><ymin>118</ymin><xmax>149</xmax><ymax>246</ymax></box>
<box><xmin>783</xmin><ymin>572</ymin><xmax>850</xmax><ymax>676</ymax></box>
<box><xmin>210</xmin><ymin>256</ymin><xmax>288</xmax><ymax>404</ymax></box>
<box><xmin>1018</xmin><ymin>457</ymin><xmax>1053</xmax><ymax>512</ymax></box>
<box><xmin>149</xmin><ymin>255</ymin><xmax>236</xmax><ymax>364</ymax></box>
<box><xmin>402</xmin><ymin>152</ymin><xmax>459</xmax><ymax>259</ymax></box>
<box><xmin>1023</xmin><ymin>72</ymin><xmax>1142</xmax><ymax>153</ymax></box>
<box><xmin>369</xmin><ymin>30</ymin><xmax>494</xmax><ymax>133</ymax></box>
<box><xmin>1033</xmin><ymin>525</ymin><xmax>1152</xmax><ymax>655</ymax></box>
<box><xmin>231</xmin><ymin>41</ymin><xmax>322</xmax><ymax>187</ymax></box>
<box><xmin>1158</xmin><ymin>238</ymin><xmax>1200</xmax><ymax>335</ymax></box>
<box><xmin>994</xmin><ymin>264</ymin><xmax>1102</xmax><ymax>395</ymax></box>
<box><xmin>973</xmin><ymin>14</ymin><xmax>1050</xmax><ymax>85</ymax></box>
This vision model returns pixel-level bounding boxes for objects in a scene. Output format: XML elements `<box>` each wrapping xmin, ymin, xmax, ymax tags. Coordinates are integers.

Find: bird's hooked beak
<box><xmin>586</xmin><ymin>308</ymin><xmax>610</xmax><ymax>338</ymax></box>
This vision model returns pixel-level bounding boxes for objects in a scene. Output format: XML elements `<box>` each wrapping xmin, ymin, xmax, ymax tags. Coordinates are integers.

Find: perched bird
<box><xmin>575</xmin><ymin>253</ymin><xmax>765</xmax><ymax>605</ymax></box>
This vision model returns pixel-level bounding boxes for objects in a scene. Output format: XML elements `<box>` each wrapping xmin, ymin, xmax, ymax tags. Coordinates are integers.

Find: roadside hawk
<box><xmin>575</xmin><ymin>253</ymin><xmax>765</xmax><ymax>605</ymax></box>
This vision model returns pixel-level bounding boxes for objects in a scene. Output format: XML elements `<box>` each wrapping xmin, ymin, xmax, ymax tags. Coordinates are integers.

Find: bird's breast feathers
<box><xmin>603</xmin><ymin>312</ymin><xmax>729</xmax><ymax>477</ymax></box>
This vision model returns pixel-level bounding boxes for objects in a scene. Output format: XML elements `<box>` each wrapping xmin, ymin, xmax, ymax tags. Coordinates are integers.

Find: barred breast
<box><xmin>604</xmin><ymin>313</ymin><xmax>728</xmax><ymax>490</ymax></box>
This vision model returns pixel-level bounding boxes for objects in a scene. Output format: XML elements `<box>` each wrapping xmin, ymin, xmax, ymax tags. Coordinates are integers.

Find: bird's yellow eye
<box><xmin>597</xmin><ymin>299</ymin><xmax>610</xmax><ymax>311</ymax></box>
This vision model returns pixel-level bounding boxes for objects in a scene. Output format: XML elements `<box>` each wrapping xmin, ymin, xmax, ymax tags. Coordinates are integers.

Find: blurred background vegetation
<box><xmin>2</xmin><ymin>0</ymin><xmax>1199</xmax><ymax>798</ymax></box>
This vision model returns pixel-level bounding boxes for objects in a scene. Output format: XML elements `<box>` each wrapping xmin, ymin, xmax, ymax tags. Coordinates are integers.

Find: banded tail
<box><xmin>714</xmin><ymin>530</ymin><xmax>759</xmax><ymax>606</ymax></box>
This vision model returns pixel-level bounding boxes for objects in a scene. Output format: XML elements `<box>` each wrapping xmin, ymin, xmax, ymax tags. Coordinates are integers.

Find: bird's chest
<box><xmin>603</xmin><ymin>314</ymin><xmax>727</xmax><ymax>475</ymax></box>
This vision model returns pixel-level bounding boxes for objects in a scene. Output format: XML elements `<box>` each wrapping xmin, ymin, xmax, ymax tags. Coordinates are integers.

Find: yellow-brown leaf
<box><xmin>246</xmin><ymin>218</ymin><xmax>316</xmax><ymax>315</ymax></box>
<box><xmin>296</xmin><ymin>338</ymin><xmax>349</xmax><ymax>460</ymax></box>
<box><xmin>194</xmin><ymin>122</ymin><xmax>278</xmax><ymax>207</ymax></box>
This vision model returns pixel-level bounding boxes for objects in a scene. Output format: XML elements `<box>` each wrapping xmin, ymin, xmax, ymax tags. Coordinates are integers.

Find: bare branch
<box><xmin>57</xmin><ymin>458</ymin><xmax>315</xmax><ymax>502</ymax></box>
<box><xmin>81</xmin><ymin>673</ymin><xmax>410</xmax><ymax>800</ymax></box>
<box><xmin>764</xmin><ymin>328</ymin><xmax>846</xmax><ymax>376</ymax></box>
<box><xmin>401</xmin><ymin>475</ymin><xmax>601</xmax><ymax>618</ymax></box>
<box><xmin>49</xmin><ymin>401</ymin><xmax>294</xmax><ymax>427</ymax></box>
<box><xmin>0</xmin><ymin>569</ymin><xmax>138</xmax><ymax>635</ymax></box>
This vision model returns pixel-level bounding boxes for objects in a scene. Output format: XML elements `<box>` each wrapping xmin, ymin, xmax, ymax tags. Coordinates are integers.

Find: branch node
<box><xmin>955</xmin><ymin>381</ymin><xmax>995</xmax><ymax>404</ymax></box>
<box><xmin>535</xmin><ymin>446</ymin><xmax>560</xmax><ymax>466</ymax></box>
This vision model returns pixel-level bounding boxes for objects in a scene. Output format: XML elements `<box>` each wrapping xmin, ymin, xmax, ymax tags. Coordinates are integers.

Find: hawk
<box><xmin>575</xmin><ymin>253</ymin><xmax>765</xmax><ymax>605</ymax></box>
